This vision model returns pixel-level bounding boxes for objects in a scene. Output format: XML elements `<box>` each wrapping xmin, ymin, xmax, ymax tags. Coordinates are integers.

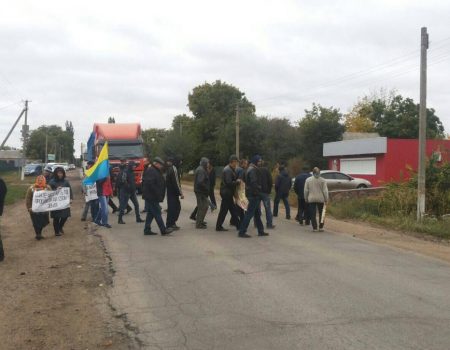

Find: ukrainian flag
<box><xmin>83</xmin><ymin>142</ymin><xmax>110</xmax><ymax>185</ymax></box>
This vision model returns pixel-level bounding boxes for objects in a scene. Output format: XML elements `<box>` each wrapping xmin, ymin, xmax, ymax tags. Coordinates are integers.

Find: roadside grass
<box><xmin>0</xmin><ymin>170</ymin><xmax>33</xmax><ymax>205</ymax></box>
<box><xmin>327</xmin><ymin>197</ymin><xmax>450</xmax><ymax>240</ymax></box>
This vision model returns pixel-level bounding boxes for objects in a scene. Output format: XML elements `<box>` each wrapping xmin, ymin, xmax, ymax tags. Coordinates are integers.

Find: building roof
<box><xmin>0</xmin><ymin>150</ymin><xmax>23</xmax><ymax>159</ymax></box>
<box><xmin>323</xmin><ymin>137</ymin><xmax>387</xmax><ymax>157</ymax></box>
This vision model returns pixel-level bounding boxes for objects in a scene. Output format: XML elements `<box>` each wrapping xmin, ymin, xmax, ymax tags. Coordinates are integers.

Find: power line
<box><xmin>0</xmin><ymin>100</ymin><xmax>22</xmax><ymax>112</ymax></box>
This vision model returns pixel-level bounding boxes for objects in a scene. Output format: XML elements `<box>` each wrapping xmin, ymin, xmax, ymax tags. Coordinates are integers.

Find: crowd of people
<box><xmin>0</xmin><ymin>153</ymin><xmax>330</xmax><ymax>254</ymax></box>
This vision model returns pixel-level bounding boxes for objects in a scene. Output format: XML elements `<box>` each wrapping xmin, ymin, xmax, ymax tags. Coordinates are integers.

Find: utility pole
<box><xmin>45</xmin><ymin>133</ymin><xmax>48</xmax><ymax>164</ymax></box>
<box><xmin>235</xmin><ymin>104</ymin><xmax>240</xmax><ymax>157</ymax></box>
<box><xmin>417</xmin><ymin>27</ymin><xmax>428</xmax><ymax>222</ymax></box>
<box><xmin>20</xmin><ymin>100</ymin><xmax>30</xmax><ymax>181</ymax></box>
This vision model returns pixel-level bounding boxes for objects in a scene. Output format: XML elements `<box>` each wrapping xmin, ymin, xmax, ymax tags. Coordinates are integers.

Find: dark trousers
<box><xmin>53</xmin><ymin>217</ymin><xmax>68</xmax><ymax>234</ymax></box>
<box><xmin>0</xmin><ymin>232</ymin><xmax>4</xmax><ymax>261</ymax></box>
<box><xmin>166</xmin><ymin>193</ymin><xmax>181</xmax><ymax>227</ymax></box>
<box><xmin>195</xmin><ymin>193</ymin><xmax>209</xmax><ymax>227</ymax></box>
<box><xmin>239</xmin><ymin>196</ymin><xmax>264</xmax><ymax>235</ymax></box>
<box><xmin>216</xmin><ymin>196</ymin><xmax>240</xmax><ymax>229</ymax></box>
<box><xmin>82</xmin><ymin>199</ymin><xmax>99</xmax><ymax>221</ymax></box>
<box><xmin>209</xmin><ymin>191</ymin><xmax>217</xmax><ymax>208</ymax></box>
<box><xmin>144</xmin><ymin>200</ymin><xmax>166</xmax><ymax>234</ymax></box>
<box><xmin>308</xmin><ymin>202</ymin><xmax>324</xmax><ymax>230</ymax></box>
<box><xmin>109</xmin><ymin>198</ymin><xmax>131</xmax><ymax>212</ymax></box>
<box><xmin>273</xmin><ymin>193</ymin><xmax>290</xmax><ymax>218</ymax></box>
<box><xmin>119</xmin><ymin>189</ymin><xmax>140</xmax><ymax>219</ymax></box>
<box><xmin>296</xmin><ymin>197</ymin><xmax>310</xmax><ymax>224</ymax></box>
<box><xmin>30</xmin><ymin>212</ymin><xmax>49</xmax><ymax>236</ymax></box>
<box><xmin>260</xmin><ymin>192</ymin><xmax>273</xmax><ymax>226</ymax></box>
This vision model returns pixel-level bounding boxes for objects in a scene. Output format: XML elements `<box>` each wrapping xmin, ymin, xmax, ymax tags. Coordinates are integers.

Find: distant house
<box><xmin>0</xmin><ymin>150</ymin><xmax>24</xmax><ymax>170</ymax></box>
<box><xmin>323</xmin><ymin>137</ymin><xmax>450</xmax><ymax>186</ymax></box>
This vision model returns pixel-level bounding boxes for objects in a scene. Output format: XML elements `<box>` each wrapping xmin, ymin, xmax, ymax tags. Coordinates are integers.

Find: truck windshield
<box><xmin>108</xmin><ymin>144</ymin><xmax>144</xmax><ymax>159</ymax></box>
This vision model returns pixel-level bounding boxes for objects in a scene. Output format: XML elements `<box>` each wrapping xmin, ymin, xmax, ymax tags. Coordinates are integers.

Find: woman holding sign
<box><xmin>49</xmin><ymin>167</ymin><xmax>73</xmax><ymax>236</ymax></box>
<box><xmin>25</xmin><ymin>175</ymin><xmax>52</xmax><ymax>240</ymax></box>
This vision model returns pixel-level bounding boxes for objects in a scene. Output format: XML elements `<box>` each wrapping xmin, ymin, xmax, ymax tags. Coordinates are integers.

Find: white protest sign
<box><xmin>32</xmin><ymin>187</ymin><xmax>71</xmax><ymax>213</ymax></box>
<box><xmin>85</xmin><ymin>184</ymin><xmax>98</xmax><ymax>202</ymax></box>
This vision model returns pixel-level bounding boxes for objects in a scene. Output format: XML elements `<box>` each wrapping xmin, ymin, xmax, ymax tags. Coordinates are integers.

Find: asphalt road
<box><xmin>100</xmin><ymin>190</ymin><xmax>450</xmax><ymax>350</ymax></box>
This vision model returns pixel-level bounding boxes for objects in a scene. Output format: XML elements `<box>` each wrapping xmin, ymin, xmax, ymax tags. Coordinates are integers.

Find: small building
<box><xmin>0</xmin><ymin>150</ymin><xmax>24</xmax><ymax>170</ymax></box>
<box><xmin>323</xmin><ymin>137</ymin><xmax>450</xmax><ymax>186</ymax></box>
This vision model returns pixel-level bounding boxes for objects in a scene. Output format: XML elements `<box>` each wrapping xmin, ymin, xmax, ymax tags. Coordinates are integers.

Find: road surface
<box><xmin>100</xmin><ymin>190</ymin><xmax>450</xmax><ymax>350</ymax></box>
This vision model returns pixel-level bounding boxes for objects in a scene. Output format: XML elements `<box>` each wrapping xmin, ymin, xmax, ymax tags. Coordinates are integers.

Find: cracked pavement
<box><xmin>99</xmin><ymin>190</ymin><xmax>450</xmax><ymax>350</ymax></box>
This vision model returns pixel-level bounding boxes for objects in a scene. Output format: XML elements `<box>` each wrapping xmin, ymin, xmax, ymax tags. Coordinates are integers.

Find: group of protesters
<box><xmin>8</xmin><ymin>152</ymin><xmax>329</xmax><ymax>245</ymax></box>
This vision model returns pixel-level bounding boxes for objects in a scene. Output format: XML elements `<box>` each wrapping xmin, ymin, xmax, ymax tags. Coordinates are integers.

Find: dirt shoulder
<box><xmin>0</xmin><ymin>172</ymin><xmax>138</xmax><ymax>350</ymax></box>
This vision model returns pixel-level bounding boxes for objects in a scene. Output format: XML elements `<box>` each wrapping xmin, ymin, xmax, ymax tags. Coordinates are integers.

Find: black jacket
<box><xmin>259</xmin><ymin>167</ymin><xmax>273</xmax><ymax>194</ymax></box>
<box><xmin>117</xmin><ymin>166</ymin><xmax>136</xmax><ymax>193</ymax></box>
<box><xmin>245</xmin><ymin>165</ymin><xmax>262</xmax><ymax>197</ymax></box>
<box><xmin>0</xmin><ymin>178</ymin><xmax>6</xmax><ymax>216</ymax></box>
<box><xmin>275</xmin><ymin>169</ymin><xmax>291</xmax><ymax>196</ymax></box>
<box><xmin>220</xmin><ymin>165</ymin><xmax>238</xmax><ymax>199</ymax></box>
<box><xmin>166</xmin><ymin>165</ymin><xmax>182</xmax><ymax>196</ymax></box>
<box><xmin>194</xmin><ymin>165</ymin><xmax>209</xmax><ymax>196</ymax></box>
<box><xmin>142</xmin><ymin>166</ymin><xmax>166</xmax><ymax>202</ymax></box>
<box><xmin>293</xmin><ymin>172</ymin><xmax>311</xmax><ymax>199</ymax></box>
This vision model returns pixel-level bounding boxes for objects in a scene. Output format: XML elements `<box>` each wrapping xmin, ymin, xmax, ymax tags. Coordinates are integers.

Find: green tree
<box><xmin>299</xmin><ymin>104</ymin><xmax>345</xmax><ymax>169</ymax></box>
<box><xmin>27</xmin><ymin>124</ymin><xmax>75</xmax><ymax>162</ymax></box>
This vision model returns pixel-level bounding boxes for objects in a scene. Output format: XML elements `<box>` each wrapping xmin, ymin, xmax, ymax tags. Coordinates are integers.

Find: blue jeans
<box><xmin>95</xmin><ymin>195</ymin><xmax>109</xmax><ymax>225</ymax></box>
<box><xmin>145</xmin><ymin>200</ymin><xmax>166</xmax><ymax>234</ymax></box>
<box><xmin>239</xmin><ymin>195</ymin><xmax>264</xmax><ymax>235</ymax></box>
<box><xmin>260</xmin><ymin>192</ymin><xmax>273</xmax><ymax>226</ymax></box>
<box><xmin>273</xmin><ymin>193</ymin><xmax>290</xmax><ymax>218</ymax></box>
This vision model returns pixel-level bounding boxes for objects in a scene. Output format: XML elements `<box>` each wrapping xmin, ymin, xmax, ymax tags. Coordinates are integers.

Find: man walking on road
<box><xmin>273</xmin><ymin>164</ymin><xmax>292</xmax><ymax>220</ymax></box>
<box><xmin>117</xmin><ymin>161</ymin><xmax>144</xmax><ymax>224</ymax></box>
<box><xmin>304</xmin><ymin>167</ymin><xmax>329</xmax><ymax>232</ymax></box>
<box><xmin>194</xmin><ymin>157</ymin><xmax>210</xmax><ymax>229</ymax></box>
<box><xmin>166</xmin><ymin>157</ymin><xmax>183</xmax><ymax>231</ymax></box>
<box><xmin>259</xmin><ymin>161</ymin><xmax>275</xmax><ymax>229</ymax></box>
<box><xmin>142</xmin><ymin>157</ymin><xmax>173</xmax><ymax>236</ymax></box>
<box><xmin>293</xmin><ymin>166</ymin><xmax>311</xmax><ymax>225</ymax></box>
<box><xmin>238</xmin><ymin>155</ymin><xmax>269</xmax><ymax>238</ymax></box>
<box><xmin>216</xmin><ymin>155</ymin><xmax>241</xmax><ymax>232</ymax></box>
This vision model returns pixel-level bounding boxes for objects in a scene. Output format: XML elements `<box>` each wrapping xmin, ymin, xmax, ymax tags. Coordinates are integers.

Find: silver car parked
<box><xmin>320</xmin><ymin>170</ymin><xmax>372</xmax><ymax>191</ymax></box>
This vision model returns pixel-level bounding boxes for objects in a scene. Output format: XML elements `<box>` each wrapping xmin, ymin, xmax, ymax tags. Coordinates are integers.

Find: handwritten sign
<box><xmin>84</xmin><ymin>184</ymin><xmax>98</xmax><ymax>202</ymax></box>
<box><xmin>32</xmin><ymin>188</ymin><xmax>71</xmax><ymax>212</ymax></box>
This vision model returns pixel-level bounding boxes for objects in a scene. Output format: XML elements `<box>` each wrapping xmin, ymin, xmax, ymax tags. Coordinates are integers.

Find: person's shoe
<box><xmin>112</xmin><ymin>208</ymin><xmax>118</xmax><ymax>214</ymax></box>
<box><xmin>258</xmin><ymin>232</ymin><xmax>269</xmax><ymax>236</ymax></box>
<box><xmin>313</xmin><ymin>229</ymin><xmax>318</xmax><ymax>232</ymax></box>
<box><xmin>299</xmin><ymin>221</ymin><xmax>304</xmax><ymax>226</ymax></box>
<box><xmin>202</xmin><ymin>221</ymin><xmax>207</xmax><ymax>226</ymax></box>
<box><xmin>136</xmin><ymin>217</ymin><xmax>145</xmax><ymax>223</ymax></box>
<box><xmin>81</xmin><ymin>218</ymin><xmax>86</xmax><ymax>222</ymax></box>
<box><xmin>171</xmin><ymin>224</ymin><xmax>180</xmax><ymax>231</ymax></box>
<box><xmin>196</xmin><ymin>225</ymin><xmax>207</xmax><ymax>229</ymax></box>
<box><xmin>189</xmin><ymin>215</ymin><xmax>196</xmax><ymax>221</ymax></box>
<box><xmin>118</xmin><ymin>217</ymin><xmax>125</xmax><ymax>224</ymax></box>
<box><xmin>216</xmin><ymin>227</ymin><xmax>228</xmax><ymax>232</ymax></box>
<box><xmin>144</xmin><ymin>228</ymin><xmax>157</xmax><ymax>235</ymax></box>
<box><xmin>318</xmin><ymin>228</ymin><xmax>324</xmax><ymax>232</ymax></box>
<box><xmin>93</xmin><ymin>221</ymin><xmax>101</xmax><ymax>226</ymax></box>
<box><xmin>162</xmin><ymin>227</ymin><xmax>174</xmax><ymax>235</ymax></box>
<box><xmin>103</xmin><ymin>224</ymin><xmax>112</xmax><ymax>229</ymax></box>
<box><xmin>59</xmin><ymin>228</ymin><xmax>65</xmax><ymax>234</ymax></box>
<box><xmin>126</xmin><ymin>208</ymin><xmax>133</xmax><ymax>214</ymax></box>
<box><xmin>238</xmin><ymin>233</ymin><xmax>251</xmax><ymax>238</ymax></box>
<box><xmin>35</xmin><ymin>235</ymin><xmax>43</xmax><ymax>240</ymax></box>
<box><xmin>55</xmin><ymin>232</ymin><xmax>61</xmax><ymax>237</ymax></box>
<box><xmin>286</xmin><ymin>216</ymin><xmax>291</xmax><ymax>220</ymax></box>
<box><xmin>295</xmin><ymin>216</ymin><xmax>299</xmax><ymax>222</ymax></box>
<box><xmin>305</xmin><ymin>221</ymin><xmax>311</xmax><ymax>226</ymax></box>
<box><xmin>266</xmin><ymin>224</ymin><xmax>276</xmax><ymax>229</ymax></box>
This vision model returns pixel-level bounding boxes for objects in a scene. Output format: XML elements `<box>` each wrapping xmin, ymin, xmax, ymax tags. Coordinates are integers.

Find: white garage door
<box><xmin>340</xmin><ymin>158</ymin><xmax>376</xmax><ymax>175</ymax></box>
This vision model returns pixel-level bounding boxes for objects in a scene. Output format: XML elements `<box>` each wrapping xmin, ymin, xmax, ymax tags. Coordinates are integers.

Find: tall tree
<box><xmin>27</xmin><ymin>125</ymin><xmax>75</xmax><ymax>162</ymax></box>
<box><xmin>299</xmin><ymin>104</ymin><xmax>345</xmax><ymax>169</ymax></box>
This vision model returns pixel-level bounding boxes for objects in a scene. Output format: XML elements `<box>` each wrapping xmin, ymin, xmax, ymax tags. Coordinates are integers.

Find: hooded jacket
<box><xmin>194</xmin><ymin>158</ymin><xmax>210</xmax><ymax>196</ymax></box>
<box><xmin>275</xmin><ymin>168</ymin><xmax>291</xmax><ymax>196</ymax></box>
<box><xmin>304</xmin><ymin>176</ymin><xmax>329</xmax><ymax>203</ymax></box>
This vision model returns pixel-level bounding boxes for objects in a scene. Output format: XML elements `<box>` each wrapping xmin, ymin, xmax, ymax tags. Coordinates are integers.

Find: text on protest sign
<box><xmin>85</xmin><ymin>184</ymin><xmax>98</xmax><ymax>202</ymax></box>
<box><xmin>32</xmin><ymin>187</ymin><xmax>71</xmax><ymax>212</ymax></box>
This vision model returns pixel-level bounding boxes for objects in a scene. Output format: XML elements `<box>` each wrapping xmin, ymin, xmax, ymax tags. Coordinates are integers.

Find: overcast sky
<box><xmin>0</xmin><ymin>0</ymin><xmax>449</xmax><ymax>156</ymax></box>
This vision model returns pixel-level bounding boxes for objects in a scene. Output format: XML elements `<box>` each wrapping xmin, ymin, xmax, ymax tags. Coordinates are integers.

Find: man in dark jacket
<box><xmin>142</xmin><ymin>157</ymin><xmax>173</xmax><ymax>235</ymax></box>
<box><xmin>166</xmin><ymin>157</ymin><xmax>183</xmax><ymax>230</ymax></box>
<box><xmin>293</xmin><ymin>166</ymin><xmax>311</xmax><ymax>225</ymax></box>
<box><xmin>238</xmin><ymin>155</ymin><xmax>269</xmax><ymax>238</ymax></box>
<box><xmin>0</xmin><ymin>177</ymin><xmax>6</xmax><ymax>261</ymax></box>
<box><xmin>259</xmin><ymin>161</ymin><xmax>275</xmax><ymax>229</ymax></box>
<box><xmin>117</xmin><ymin>161</ymin><xmax>143</xmax><ymax>224</ymax></box>
<box><xmin>216</xmin><ymin>155</ymin><xmax>241</xmax><ymax>231</ymax></box>
<box><xmin>273</xmin><ymin>165</ymin><xmax>292</xmax><ymax>219</ymax></box>
<box><xmin>194</xmin><ymin>157</ymin><xmax>210</xmax><ymax>229</ymax></box>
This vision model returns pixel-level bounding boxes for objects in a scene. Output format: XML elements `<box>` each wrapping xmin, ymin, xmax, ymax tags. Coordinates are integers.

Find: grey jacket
<box><xmin>304</xmin><ymin>176</ymin><xmax>329</xmax><ymax>203</ymax></box>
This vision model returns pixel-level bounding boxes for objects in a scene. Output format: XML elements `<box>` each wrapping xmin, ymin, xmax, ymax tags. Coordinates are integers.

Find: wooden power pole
<box><xmin>417</xmin><ymin>27</ymin><xmax>428</xmax><ymax>221</ymax></box>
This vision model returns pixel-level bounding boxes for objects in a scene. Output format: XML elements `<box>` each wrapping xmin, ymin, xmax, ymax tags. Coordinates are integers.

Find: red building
<box><xmin>323</xmin><ymin>137</ymin><xmax>450</xmax><ymax>186</ymax></box>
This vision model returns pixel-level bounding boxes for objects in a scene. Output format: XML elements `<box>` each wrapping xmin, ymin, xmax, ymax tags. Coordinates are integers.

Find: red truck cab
<box><xmin>93</xmin><ymin>123</ymin><xmax>147</xmax><ymax>193</ymax></box>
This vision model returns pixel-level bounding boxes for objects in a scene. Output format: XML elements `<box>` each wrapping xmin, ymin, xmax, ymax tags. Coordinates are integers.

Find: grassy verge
<box><xmin>0</xmin><ymin>170</ymin><xmax>33</xmax><ymax>205</ymax></box>
<box><xmin>327</xmin><ymin>197</ymin><xmax>450</xmax><ymax>240</ymax></box>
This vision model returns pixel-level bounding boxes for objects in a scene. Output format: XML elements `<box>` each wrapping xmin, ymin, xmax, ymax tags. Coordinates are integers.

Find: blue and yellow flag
<box><xmin>83</xmin><ymin>142</ymin><xmax>110</xmax><ymax>185</ymax></box>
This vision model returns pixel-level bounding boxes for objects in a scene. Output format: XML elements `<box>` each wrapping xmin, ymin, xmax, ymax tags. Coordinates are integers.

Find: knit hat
<box><xmin>250</xmin><ymin>154</ymin><xmax>262</xmax><ymax>165</ymax></box>
<box><xmin>153</xmin><ymin>157</ymin><xmax>164</xmax><ymax>165</ymax></box>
